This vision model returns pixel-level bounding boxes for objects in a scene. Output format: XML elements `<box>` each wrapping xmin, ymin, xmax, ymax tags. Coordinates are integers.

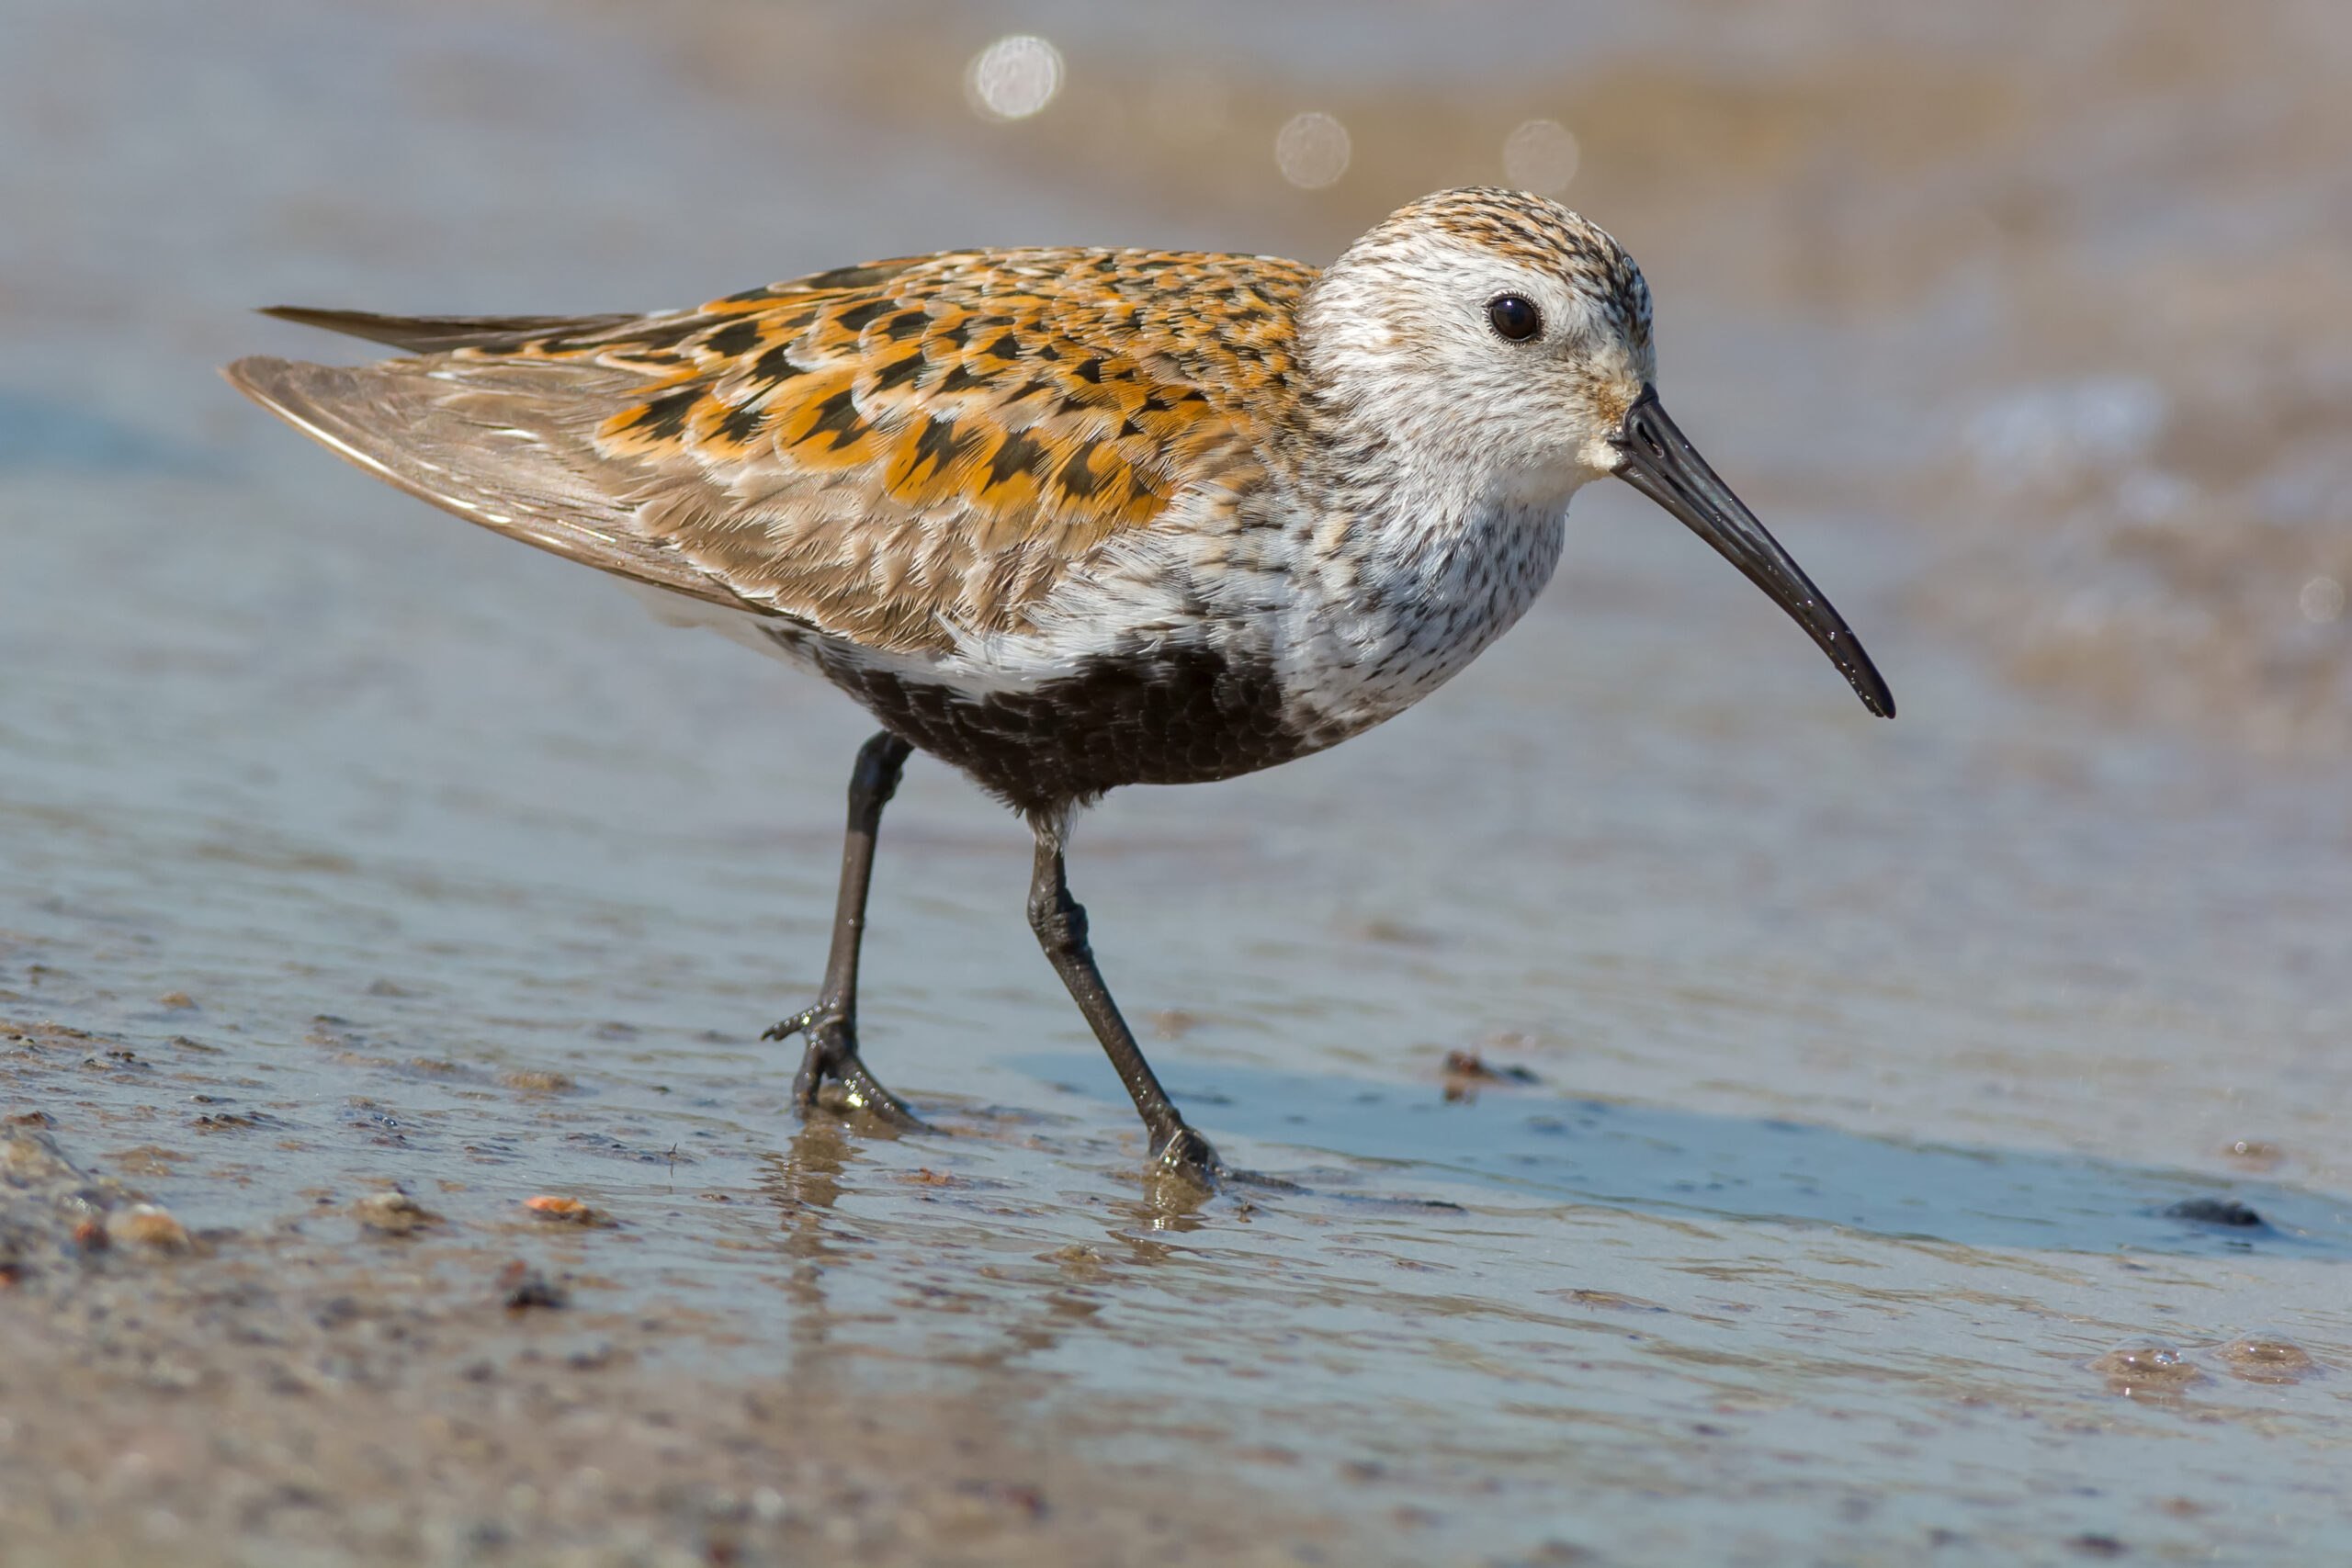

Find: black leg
<box><xmin>764</xmin><ymin>730</ymin><xmax>917</xmax><ymax>1121</ymax></box>
<box><xmin>1024</xmin><ymin>821</ymin><xmax>1221</xmax><ymax>1188</ymax></box>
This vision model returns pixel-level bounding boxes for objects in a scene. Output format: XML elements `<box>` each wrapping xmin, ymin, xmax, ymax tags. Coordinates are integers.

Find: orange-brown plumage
<box><xmin>239</xmin><ymin>249</ymin><xmax>1317</xmax><ymax>657</ymax></box>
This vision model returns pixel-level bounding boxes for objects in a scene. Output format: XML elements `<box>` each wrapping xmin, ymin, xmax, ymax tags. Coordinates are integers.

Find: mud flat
<box><xmin>0</xmin><ymin>1122</ymin><xmax>1358</xmax><ymax>1568</ymax></box>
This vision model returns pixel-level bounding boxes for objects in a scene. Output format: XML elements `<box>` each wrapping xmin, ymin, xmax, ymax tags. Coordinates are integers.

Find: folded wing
<box><xmin>226</xmin><ymin>249</ymin><xmax>1316</xmax><ymax>654</ymax></box>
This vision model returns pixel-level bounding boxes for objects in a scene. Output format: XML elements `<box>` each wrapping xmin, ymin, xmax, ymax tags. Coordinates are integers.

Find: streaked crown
<box><xmin>1299</xmin><ymin>186</ymin><xmax>1657</xmax><ymax>499</ymax></box>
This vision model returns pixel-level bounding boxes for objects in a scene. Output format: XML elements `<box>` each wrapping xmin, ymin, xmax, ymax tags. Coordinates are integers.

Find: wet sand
<box><xmin>1</xmin><ymin>1128</ymin><xmax>1348</xmax><ymax>1568</ymax></box>
<box><xmin>6</xmin><ymin>1</ymin><xmax>2352</xmax><ymax>1563</ymax></box>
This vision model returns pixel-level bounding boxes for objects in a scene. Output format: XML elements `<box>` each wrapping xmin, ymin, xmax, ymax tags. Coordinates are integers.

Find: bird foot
<box><xmin>763</xmin><ymin>1002</ymin><xmax>922</xmax><ymax>1126</ymax></box>
<box><xmin>1148</xmin><ymin>1123</ymin><xmax>1225</xmax><ymax>1192</ymax></box>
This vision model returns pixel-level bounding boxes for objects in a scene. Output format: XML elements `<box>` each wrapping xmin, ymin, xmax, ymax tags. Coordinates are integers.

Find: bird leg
<box><xmin>765</xmin><ymin>730</ymin><xmax>919</xmax><ymax>1122</ymax></box>
<box><xmin>1025</xmin><ymin>821</ymin><xmax>1223</xmax><ymax>1189</ymax></box>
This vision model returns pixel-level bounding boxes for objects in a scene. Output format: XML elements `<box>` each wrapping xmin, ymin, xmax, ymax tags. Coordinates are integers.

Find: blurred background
<box><xmin>12</xmin><ymin>0</ymin><xmax>2352</xmax><ymax>750</ymax></box>
<box><xmin>6</xmin><ymin>2</ymin><xmax>2352</xmax><ymax>1563</ymax></box>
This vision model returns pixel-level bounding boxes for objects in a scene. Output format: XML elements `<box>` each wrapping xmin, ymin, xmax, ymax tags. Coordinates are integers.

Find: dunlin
<box><xmin>227</xmin><ymin>187</ymin><xmax>1893</xmax><ymax>1189</ymax></box>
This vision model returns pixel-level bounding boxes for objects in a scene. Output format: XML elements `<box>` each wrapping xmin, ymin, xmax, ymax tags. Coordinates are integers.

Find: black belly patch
<box><xmin>804</xmin><ymin>638</ymin><xmax>1309</xmax><ymax>815</ymax></box>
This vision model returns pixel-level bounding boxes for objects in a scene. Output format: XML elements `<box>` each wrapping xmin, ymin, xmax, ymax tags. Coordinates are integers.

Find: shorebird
<box><xmin>226</xmin><ymin>187</ymin><xmax>1892</xmax><ymax>1190</ymax></box>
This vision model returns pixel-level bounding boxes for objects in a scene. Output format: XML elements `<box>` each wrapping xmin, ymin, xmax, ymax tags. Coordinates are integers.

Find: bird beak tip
<box><xmin>1612</xmin><ymin>393</ymin><xmax>1895</xmax><ymax>722</ymax></box>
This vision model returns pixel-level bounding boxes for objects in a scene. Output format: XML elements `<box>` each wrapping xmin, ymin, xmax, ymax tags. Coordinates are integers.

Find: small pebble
<box><xmin>1441</xmin><ymin>1048</ymin><xmax>1538</xmax><ymax>1101</ymax></box>
<box><xmin>157</xmin><ymin>992</ymin><xmax>196</xmax><ymax>1010</ymax></box>
<box><xmin>1442</xmin><ymin>1048</ymin><xmax>1538</xmax><ymax>1083</ymax></box>
<box><xmin>353</xmin><ymin>1190</ymin><xmax>436</xmax><ymax>1235</ymax></box>
<box><xmin>2163</xmin><ymin>1197</ymin><xmax>2264</xmax><ymax>1228</ymax></box>
<box><xmin>106</xmin><ymin>1203</ymin><xmax>190</xmax><ymax>1250</ymax></box>
<box><xmin>499</xmin><ymin>1261</ymin><xmax>566</xmax><ymax>1311</ymax></box>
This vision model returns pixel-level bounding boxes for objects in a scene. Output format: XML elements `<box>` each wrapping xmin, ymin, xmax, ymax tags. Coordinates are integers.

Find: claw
<box><xmin>833</xmin><ymin>1066</ymin><xmax>925</xmax><ymax>1126</ymax></box>
<box><xmin>761</xmin><ymin>1007</ymin><xmax>821</xmax><ymax>1043</ymax></box>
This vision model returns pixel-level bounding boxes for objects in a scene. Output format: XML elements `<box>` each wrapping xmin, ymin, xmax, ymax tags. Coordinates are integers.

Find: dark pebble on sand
<box><xmin>499</xmin><ymin>1262</ymin><xmax>567</xmax><ymax>1311</ymax></box>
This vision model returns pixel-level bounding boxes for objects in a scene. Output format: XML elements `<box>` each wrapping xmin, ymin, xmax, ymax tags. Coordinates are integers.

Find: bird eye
<box><xmin>1487</xmin><ymin>295</ymin><xmax>1542</xmax><ymax>342</ymax></box>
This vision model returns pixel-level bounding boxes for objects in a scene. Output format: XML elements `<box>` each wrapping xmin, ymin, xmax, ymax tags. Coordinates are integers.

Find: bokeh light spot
<box><xmin>1503</xmin><ymin>118</ymin><xmax>1580</xmax><ymax>194</ymax></box>
<box><xmin>1275</xmin><ymin>112</ymin><xmax>1351</xmax><ymax>190</ymax></box>
<box><xmin>2300</xmin><ymin>575</ymin><xmax>2344</xmax><ymax>624</ymax></box>
<box><xmin>967</xmin><ymin>35</ymin><xmax>1063</xmax><ymax>122</ymax></box>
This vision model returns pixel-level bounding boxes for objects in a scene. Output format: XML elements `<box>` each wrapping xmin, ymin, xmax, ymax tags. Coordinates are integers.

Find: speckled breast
<box><xmin>811</xmin><ymin>643</ymin><xmax>1311</xmax><ymax>816</ymax></box>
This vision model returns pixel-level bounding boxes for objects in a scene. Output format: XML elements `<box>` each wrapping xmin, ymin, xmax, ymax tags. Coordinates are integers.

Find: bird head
<box><xmin>1302</xmin><ymin>187</ymin><xmax>1894</xmax><ymax>719</ymax></box>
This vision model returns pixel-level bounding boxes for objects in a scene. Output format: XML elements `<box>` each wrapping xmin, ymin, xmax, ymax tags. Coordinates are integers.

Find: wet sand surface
<box><xmin>6</xmin><ymin>2</ymin><xmax>2352</xmax><ymax>1563</ymax></box>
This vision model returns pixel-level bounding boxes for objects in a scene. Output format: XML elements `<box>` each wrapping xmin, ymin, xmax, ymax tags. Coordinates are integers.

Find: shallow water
<box><xmin>6</xmin><ymin>0</ymin><xmax>2352</xmax><ymax>1562</ymax></box>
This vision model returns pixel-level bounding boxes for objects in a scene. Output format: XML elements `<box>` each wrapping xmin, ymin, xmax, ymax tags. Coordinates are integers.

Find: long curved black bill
<box><xmin>1613</xmin><ymin>389</ymin><xmax>1894</xmax><ymax>718</ymax></box>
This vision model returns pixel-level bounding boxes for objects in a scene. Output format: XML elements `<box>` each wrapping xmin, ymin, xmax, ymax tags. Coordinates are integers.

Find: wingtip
<box><xmin>257</xmin><ymin>305</ymin><xmax>346</xmax><ymax>329</ymax></box>
<box><xmin>254</xmin><ymin>305</ymin><xmax>397</xmax><ymax>343</ymax></box>
<box><xmin>256</xmin><ymin>305</ymin><xmax>351</xmax><ymax>333</ymax></box>
<box><xmin>219</xmin><ymin>354</ymin><xmax>286</xmax><ymax>400</ymax></box>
